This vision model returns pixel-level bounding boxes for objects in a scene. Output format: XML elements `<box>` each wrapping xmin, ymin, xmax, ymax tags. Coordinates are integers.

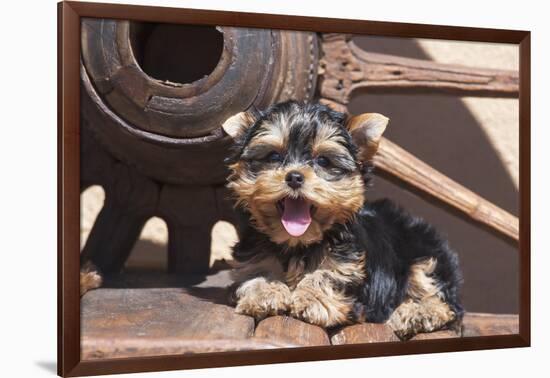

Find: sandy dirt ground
<box><xmin>80</xmin><ymin>38</ymin><xmax>518</xmax><ymax>273</ymax></box>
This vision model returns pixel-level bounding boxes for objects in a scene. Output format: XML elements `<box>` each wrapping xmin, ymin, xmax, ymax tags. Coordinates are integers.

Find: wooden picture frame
<box><xmin>58</xmin><ymin>1</ymin><xmax>530</xmax><ymax>376</ymax></box>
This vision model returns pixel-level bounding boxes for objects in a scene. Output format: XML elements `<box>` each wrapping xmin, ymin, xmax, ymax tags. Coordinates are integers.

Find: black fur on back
<box><xmin>352</xmin><ymin>199</ymin><xmax>464</xmax><ymax>322</ymax></box>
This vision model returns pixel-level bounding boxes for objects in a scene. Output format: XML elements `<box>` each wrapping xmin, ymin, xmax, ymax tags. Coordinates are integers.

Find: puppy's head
<box><xmin>224</xmin><ymin>101</ymin><xmax>388</xmax><ymax>247</ymax></box>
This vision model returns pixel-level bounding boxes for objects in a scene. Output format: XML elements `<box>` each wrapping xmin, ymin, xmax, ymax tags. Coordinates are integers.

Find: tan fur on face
<box><xmin>312</xmin><ymin>140</ymin><xmax>351</xmax><ymax>160</ymax></box>
<box><xmin>388</xmin><ymin>259</ymin><xmax>456</xmax><ymax>339</ymax></box>
<box><xmin>234</xmin><ymin>277</ymin><xmax>292</xmax><ymax>319</ymax></box>
<box><xmin>247</xmin><ymin>121</ymin><xmax>288</xmax><ymax>151</ymax></box>
<box><xmin>312</xmin><ymin>122</ymin><xmax>349</xmax><ymax>157</ymax></box>
<box><xmin>226</xmin><ymin>105</ymin><xmax>367</xmax><ymax>247</ymax></box>
<box><xmin>227</xmin><ymin>162</ymin><xmax>365</xmax><ymax>247</ymax></box>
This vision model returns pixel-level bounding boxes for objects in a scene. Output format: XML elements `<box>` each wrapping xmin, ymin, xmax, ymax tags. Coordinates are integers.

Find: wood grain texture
<box><xmin>411</xmin><ymin>330</ymin><xmax>460</xmax><ymax>340</ymax></box>
<box><xmin>81</xmin><ymin>287</ymin><xmax>255</xmax><ymax>359</ymax></box>
<box><xmin>80</xmin><ymin>272</ymin><xmax>520</xmax><ymax>360</ymax></box>
<box><xmin>331</xmin><ymin>323</ymin><xmax>399</xmax><ymax>345</ymax></box>
<box><xmin>254</xmin><ymin>316</ymin><xmax>330</xmax><ymax>347</ymax></box>
<box><xmin>83</xmin><ymin>338</ymin><xmax>291</xmax><ymax>360</ymax></box>
<box><xmin>462</xmin><ymin>313</ymin><xmax>519</xmax><ymax>337</ymax></box>
<box><xmin>518</xmin><ymin>34</ymin><xmax>531</xmax><ymax>344</ymax></box>
<box><xmin>80</xmin><ymin>18</ymin><xmax>317</xmax><ymax>186</ymax></box>
<box><xmin>58</xmin><ymin>3</ymin><xmax>82</xmax><ymax>375</ymax></box>
<box><xmin>319</xmin><ymin>34</ymin><xmax>518</xmax><ymax>108</ymax></box>
<box><xmin>81</xmin><ymin>18</ymin><xmax>317</xmax><ymax>139</ymax></box>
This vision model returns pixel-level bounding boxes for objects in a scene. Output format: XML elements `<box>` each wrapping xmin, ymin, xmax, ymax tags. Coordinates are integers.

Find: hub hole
<box><xmin>130</xmin><ymin>22</ymin><xmax>224</xmax><ymax>84</ymax></box>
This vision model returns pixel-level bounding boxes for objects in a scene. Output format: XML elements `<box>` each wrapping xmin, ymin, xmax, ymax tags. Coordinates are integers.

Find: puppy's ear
<box><xmin>222</xmin><ymin>111</ymin><xmax>257</xmax><ymax>140</ymax></box>
<box><xmin>346</xmin><ymin>113</ymin><xmax>389</xmax><ymax>161</ymax></box>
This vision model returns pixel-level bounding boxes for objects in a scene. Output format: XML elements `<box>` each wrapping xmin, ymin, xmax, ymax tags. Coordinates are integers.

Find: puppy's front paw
<box><xmin>387</xmin><ymin>301</ymin><xmax>422</xmax><ymax>340</ymax></box>
<box><xmin>235</xmin><ymin>278</ymin><xmax>291</xmax><ymax>320</ymax></box>
<box><xmin>290</xmin><ymin>289</ymin><xmax>330</xmax><ymax>327</ymax></box>
<box><xmin>80</xmin><ymin>266</ymin><xmax>102</xmax><ymax>296</ymax></box>
<box><xmin>289</xmin><ymin>288</ymin><xmax>349</xmax><ymax>328</ymax></box>
<box><xmin>388</xmin><ymin>299</ymin><xmax>456</xmax><ymax>340</ymax></box>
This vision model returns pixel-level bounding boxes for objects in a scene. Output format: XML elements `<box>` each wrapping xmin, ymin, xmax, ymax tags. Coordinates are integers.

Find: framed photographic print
<box><xmin>58</xmin><ymin>1</ymin><xmax>530</xmax><ymax>376</ymax></box>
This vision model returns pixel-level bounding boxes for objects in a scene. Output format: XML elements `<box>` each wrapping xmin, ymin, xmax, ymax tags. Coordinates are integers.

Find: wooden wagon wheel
<box><xmin>318</xmin><ymin>33</ymin><xmax>519</xmax><ymax>244</ymax></box>
<box><xmin>80</xmin><ymin>22</ymin><xmax>519</xmax><ymax>276</ymax></box>
<box><xmin>80</xmin><ymin>19</ymin><xmax>318</xmax><ymax>273</ymax></box>
<box><xmin>81</xmin><ymin>19</ymin><xmax>318</xmax><ymax>184</ymax></box>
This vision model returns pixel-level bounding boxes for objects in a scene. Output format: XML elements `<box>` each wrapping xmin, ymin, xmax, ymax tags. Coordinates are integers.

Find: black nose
<box><xmin>285</xmin><ymin>171</ymin><xmax>304</xmax><ymax>189</ymax></box>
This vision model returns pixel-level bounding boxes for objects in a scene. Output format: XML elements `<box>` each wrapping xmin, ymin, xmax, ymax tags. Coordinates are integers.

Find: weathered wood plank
<box><xmin>462</xmin><ymin>313</ymin><xmax>519</xmax><ymax>337</ymax></box>
<box><xmin>83</xmin><ymin>338</ymin><xmax>290</xmax><ymax>360</ymax></box>
<box><xmin>411</xmin><ymin>330</ymin><xmax>460</xmax><ymax>340</ymax></box>
<box><xmin>81</xmin><ymin>286</ymin><xmax>255</xmax><ymax>359</ymax></box>
<box><xmin>81</xmin><ymin>272</ymin><xmax>520</xmax><ymax>359</ymax></box>
<box><xmin>254</xmin><ymin>316</ymin><xmax>330</xmax><ymax>347</ymax></box>
<box><xmin>331</xmin><ymin>323</ymin><xmax>398</xmax><ymax>345</ymax></box>
<box><xmin>330</xmin><ymin>323</ymin><xmax>460</xmax><ymax>344</ymax></box>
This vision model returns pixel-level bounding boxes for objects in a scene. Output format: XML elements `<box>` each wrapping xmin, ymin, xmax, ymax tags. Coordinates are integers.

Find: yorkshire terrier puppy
<box><xmin>223</xmin><ymin>100</ymin><xmax>463</xmax><ymax>339</ymax></box>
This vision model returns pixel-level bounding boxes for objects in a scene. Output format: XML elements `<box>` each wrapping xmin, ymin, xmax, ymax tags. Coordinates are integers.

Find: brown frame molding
<box><xmin>58</xmin><ymin>1</ymin><xmax>531</xmax><ymax>376</ymax></box>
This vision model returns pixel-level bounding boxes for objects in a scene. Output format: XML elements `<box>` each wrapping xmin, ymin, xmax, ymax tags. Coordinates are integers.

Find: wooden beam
<box><xmin>374</xmin><ymin>137</ymin><xmax>519</xmax><ymax>243</ymax></box>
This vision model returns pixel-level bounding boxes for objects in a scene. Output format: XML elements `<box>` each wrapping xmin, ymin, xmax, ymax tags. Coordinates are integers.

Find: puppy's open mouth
<box><xmin>276</xmin><ymin>197</ymin><xmax>314</xmax><ymax>237</ymax></box>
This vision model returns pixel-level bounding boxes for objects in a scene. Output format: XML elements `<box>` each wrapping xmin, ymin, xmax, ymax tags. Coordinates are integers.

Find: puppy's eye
<box><xmin>315</xmin><ymin>156</ymin><xmax>331</xmax><ymax>168</ymax></box>
<box><xmin>267</xmin><ymin>151</ymin><xmax>283</xmax><ymax>163</ymax></box>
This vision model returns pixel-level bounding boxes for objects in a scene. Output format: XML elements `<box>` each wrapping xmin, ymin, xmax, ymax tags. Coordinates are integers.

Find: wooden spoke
<box><xmin>319</xmin><ymin>33</ymin><xmax>519</xmax><ymax>109</ymax></box>
<box><xmin>374</xmin><ymin>137</ymin><xmax>519</xmax><ymax>243</ymax></box>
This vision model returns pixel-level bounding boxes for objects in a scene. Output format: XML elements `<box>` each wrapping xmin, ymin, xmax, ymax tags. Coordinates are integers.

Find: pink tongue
<box><xmin>281</xmin><ymin>197</ymin><xmax>312</xmax><ymax>237</ymax></box>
